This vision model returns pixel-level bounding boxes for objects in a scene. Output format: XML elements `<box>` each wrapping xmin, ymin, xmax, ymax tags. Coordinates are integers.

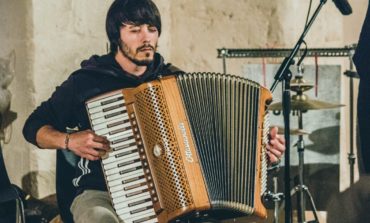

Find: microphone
<box><xmin>332</xmin><ymin>0</ymin><xmax>353</xmax><ymax>15</ymax></box>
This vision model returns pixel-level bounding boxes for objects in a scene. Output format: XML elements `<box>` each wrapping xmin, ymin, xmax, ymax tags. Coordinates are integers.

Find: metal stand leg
<box><xmin>290</xmin><ymin>185</ymin><xmax>319</xmax><ymax>223</ymax></box>
<box><xmin>293</xmin><ymin>110</ymin><xmax>319</xmax><ymax>223</ymax></box>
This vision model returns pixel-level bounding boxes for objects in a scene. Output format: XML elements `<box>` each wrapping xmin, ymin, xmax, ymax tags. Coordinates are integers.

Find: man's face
<box><xmin>118</xmin><ymin>23</ymin><xmax>159</xmax><ymax>66</ymax></box>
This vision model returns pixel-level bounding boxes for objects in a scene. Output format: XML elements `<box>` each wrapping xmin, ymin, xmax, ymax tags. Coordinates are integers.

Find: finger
<box><xmin>84</xmin><ymin>147</ymin><xmax>101</xmax><ymax>157</ymax></box>
<box><xmin>269</xmin><ymin>126</ymin><xmax>278</xmax><ymax>138</ymax></box>
<box><xmin>269</xmin><ymin>139</ymin><xmax>286</xmax><ymax>153</ymax></box>
<box><xmin>89</xmin><ymin>141</ymin><xmax>111</xmax><ymax>151</ymax></box>
<box><xmin>275</xmin><ymin>134</ymin><xmax>286</xmax><ymax>145</ymax></box>
<box><xmin>93</xmin><ymin>135</ymin><xmax>110</xmax><ymax>144</ymax></box>
<box><xmin>267</xmin><ymin>151</ymin><xmax>279</xmax><ymax>163</ymax></box>
<box><xmin>95</xmin><ymin>148</ymin><xmax>108</xmax><ymax>157</ymax></box>
<box><xmin>268</xmin><ymin>146</ymin><xmax>282</xmax><ymax>158</ymax></box>
<box><xmin>84</xmin><ymin>154</ymin><xmax>100</xmax><ymax>161</ymax></box>
<box><xmin>269</xmin><ymin>144</ymin><xmax>285</xmax><ymax>156</ymax></box>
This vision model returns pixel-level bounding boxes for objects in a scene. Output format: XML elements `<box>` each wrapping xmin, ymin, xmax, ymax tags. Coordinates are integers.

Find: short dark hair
<box><xmin>106</xmin><ymin>0</ymin><xmax>162</xmax><ymax>54</ymax></box>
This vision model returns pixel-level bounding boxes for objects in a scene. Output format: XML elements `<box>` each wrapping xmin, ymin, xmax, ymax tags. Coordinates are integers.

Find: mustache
<box><xmin>137</xmin><ymin>44</ymin><xmax>155</xmax><ymax>52</ymax></box>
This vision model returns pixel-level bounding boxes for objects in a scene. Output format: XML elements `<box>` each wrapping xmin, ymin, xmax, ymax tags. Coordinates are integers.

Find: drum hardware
<box><xmin>269</xmin><ymin>95</ymin><xmax>344</xmax><ymax>111</ymax></box>
<box><xmin>264</xmin><ymin>169</ymin><xmax>284</xmax><ymax>223</ymax></box>
<box><xmin>290</xmin><ymin>65</ymin><xmax>314</xmax><ymax>93</ymax></box>
<box><xmin>291</xmin><ymin>108</ymin><xmax>319</xmax><ymax>223</ymax></box>
<box><xmin>264</xmin><ymin>184</ymin><xmax>284</xmax><ymax>223</ymax></box>
<box><xmin>343</xmin><ymin>45</ymin><xmax>359</xmax><ymax>186</ymax></box>
<box><xmin>269</xmin><ymin>103</ymin><xmax>321</xmax><ymax>223</ymax></box>
<box><xmin>277</xmin><ymin>126</ymin><xmax>310</xmax><ymax>136</ymax></box>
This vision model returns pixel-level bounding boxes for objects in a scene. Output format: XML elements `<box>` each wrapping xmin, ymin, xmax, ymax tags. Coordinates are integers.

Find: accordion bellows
<box><xmin>86</xmin><ymin>72</ymin><xmax>272</xmax><ymax>223</ymax></box>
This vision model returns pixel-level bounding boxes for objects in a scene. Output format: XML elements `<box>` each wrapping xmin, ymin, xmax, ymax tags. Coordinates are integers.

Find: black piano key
<box><xmin>109</xmin><ymin>126</ymin><xmax>132</xmax><ymax>135</ymax></box>
<box><xmin>113</xmin><ymin>142</ymin><xmax>137</xmax><ymax>152</ymax></box>
<box><xmin>122</xmin><ymin>175</ymin><xmax>145</xmax><ymax>185</ymax></box>
<box><xmin>117</xmin><ymin>157</ymin><xmax>140</xmax><ymax>167</ymax></box>
<box><xmin>128</xmin><ymin>198</ymin><xmax>152</xmax><ymax>207</ymax></box>
<box><xmin>130</xmin><ymin>205</ymin><xmax>154</xmax><ymax>215</ymax></box>
<box><xmin>119</xmin><ymin>166</ymin><xmax>143</xmax><ymax>175</ymax></box>
<box><xmin>107</xmin><ymin>119</ymin><xmax>130</xmax><ymax>128</ymax></box>
<box><xmin>124</xmin><ymin>181</ymin><xmax>147</xmax><ymax>191</ymax></box>
<box><xmin>101</xmin><ymin>96</ymin><xmax>124</xmax><ymax>106</ymax></box>
<box><xmin>126</xmin><ymin>188</ymin><xmax>149</xmax><ymax>198</ymax></box>
<box><xmin>111</xmin><ymin>135</ymin><xmax>135</xmax><ymax>145</ymax></box>
<box><xmin>133</xmin><ymin>215</ymin><xmax>157</xmax><ymax>223</ymax></box>
<box><xmin>103</xmin><ymin>103</ymin><xmax>125</xmax><ymax>112</ymax></box>
<box><xmin>104</xmin><ymin>109</ymin><xmax>127</xmax><ymax>119</ymax></box>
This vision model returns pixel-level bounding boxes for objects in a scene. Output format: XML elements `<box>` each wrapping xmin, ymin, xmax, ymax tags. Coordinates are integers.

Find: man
<box><xmin>327</xmin><ymin>1</ymin><xmax>370</xmax><ymax>222</ymax></box>
<box><xmin>22</xmin><ymin>0</ymin><xmax>285</xmax><ymax>222</ymax></box>
<box><xmin>354</xmin><ymin>0</ymin><xmax>370</xmax><ymax>175</ymax></box>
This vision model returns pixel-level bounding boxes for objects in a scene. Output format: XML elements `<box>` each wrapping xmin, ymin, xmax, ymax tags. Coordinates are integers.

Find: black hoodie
<box><xmin>354</xmin><ymin>2</ymin><xmax>370</xmax><ymax>174</ymax></box>
<box><xmin>23</xmin><ymin>52</ymin><xmax>182</xmax><ymax>192</ymax></box>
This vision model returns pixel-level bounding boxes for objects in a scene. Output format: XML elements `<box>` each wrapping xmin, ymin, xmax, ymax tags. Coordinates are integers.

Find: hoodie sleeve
<box><xmin>353</xmin><ymin>2</ymin><xmax>370</xmax><ymax>78</ymax></box>
<box><xmin>23</xmin><ymin>74</ymin><xmax>78</xmax><ymax>147</ymax></box>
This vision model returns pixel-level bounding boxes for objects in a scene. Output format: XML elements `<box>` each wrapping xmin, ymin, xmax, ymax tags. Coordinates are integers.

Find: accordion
<box><xmin>86</xmin><ymin>72</ymin><xmax>272</xmax><ymax>223</ymax></box>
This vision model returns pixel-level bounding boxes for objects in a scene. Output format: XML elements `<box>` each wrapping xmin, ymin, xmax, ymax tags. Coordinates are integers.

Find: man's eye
<box><xmin>148</xmin><ymin>27</ymin><xmax>158</xmax><ymax>32</ymax></box>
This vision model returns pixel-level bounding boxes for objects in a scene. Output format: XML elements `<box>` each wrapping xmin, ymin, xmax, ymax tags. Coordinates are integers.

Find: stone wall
<box><xmin>0</xmin><ymin>0</ymin><xmax>368</xmax><ymax>201</ymax></box>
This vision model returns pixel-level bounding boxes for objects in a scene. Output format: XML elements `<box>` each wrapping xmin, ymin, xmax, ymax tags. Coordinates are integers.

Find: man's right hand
<box><xmin>68</xmin><ymin>130</ymin><xmax>111</xmax><ymax>161</ymax></box>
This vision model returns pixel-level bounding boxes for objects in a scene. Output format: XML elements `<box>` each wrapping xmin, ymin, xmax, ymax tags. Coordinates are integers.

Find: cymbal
<box><xmin>268</xmin><ymin>94</ymin><xmax>345</xmax><ymax>111</ymax></box>
<box><xmin>277</xmin><ymin>127</ymin><xmax>310</xmax><ymax>135</ymax></box>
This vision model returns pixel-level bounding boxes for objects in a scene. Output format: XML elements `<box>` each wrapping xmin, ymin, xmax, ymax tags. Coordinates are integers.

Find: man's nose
<box><xmin>141</xmin><ymin>28</ymin><xmax>153</xmax><ymax>42</ymax></box>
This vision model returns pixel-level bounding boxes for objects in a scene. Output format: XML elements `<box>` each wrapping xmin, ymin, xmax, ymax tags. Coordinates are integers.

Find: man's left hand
<box><xmin>267</xmin><ymin>126</ymin><xmax>286</xmax><ymax>164</ymax></box>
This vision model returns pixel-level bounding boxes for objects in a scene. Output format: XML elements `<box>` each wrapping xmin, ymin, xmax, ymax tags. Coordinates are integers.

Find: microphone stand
<box><xmin>269</xmin><ymin>1</ymin><xmax>327</xmax><ymax>222</ymax></box>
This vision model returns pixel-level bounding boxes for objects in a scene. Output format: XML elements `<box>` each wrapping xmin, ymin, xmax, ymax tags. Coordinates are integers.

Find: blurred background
<box><xmin>0</xmin><ymin>0</ymin><xmax>368</xmax><ymax>222</ymax></box>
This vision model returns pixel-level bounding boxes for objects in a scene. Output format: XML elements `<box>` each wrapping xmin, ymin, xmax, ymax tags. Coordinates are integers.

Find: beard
<box><xmin>118</xmin><ymin>39</ymin><xmax>157</xmax><ymax>66</ymax></box>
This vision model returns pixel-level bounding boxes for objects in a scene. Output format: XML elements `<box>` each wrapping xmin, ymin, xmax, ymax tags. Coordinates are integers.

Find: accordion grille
<box><xmin>177</xmin><ymin>72</ymin><xmax>266</xmax><ymax>214</ymax></box>
<box><xmin>134</xmin><ymin>84</ymin><xmax>194</xmax><ymax>212</ymax></box>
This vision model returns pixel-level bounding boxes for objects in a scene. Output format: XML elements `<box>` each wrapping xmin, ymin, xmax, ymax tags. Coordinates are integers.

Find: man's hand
<box><xmin>68</xmin><ymin>130</ymin><xmax>111</xmax><ymax>161</ymax></box>
<box><xmin>267</xmin><ymin>126</ymin><xmax>286</xmax><ymax>164</ymax></box>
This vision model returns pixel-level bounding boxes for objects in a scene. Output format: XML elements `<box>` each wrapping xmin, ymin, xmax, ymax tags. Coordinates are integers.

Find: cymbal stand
<box><xmin>291</xmin><ymin>109</ymin><xmax>319</xmax><ymax>223</ymax></box>
<box><xmin>343</xmin><ymin>45</ymin><xmax>359</xmax><ymax>185</ymax></box>
<box><xmin>269</xmin><ymin>1</ymin><xmax>328</xmax><ymax>222</ymax></box>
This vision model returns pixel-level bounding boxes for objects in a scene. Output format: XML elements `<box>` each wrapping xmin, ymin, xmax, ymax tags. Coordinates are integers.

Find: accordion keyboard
<box><xmin>86</xmin><ymin>91</ymin><xmax>158</xmax><ymax>223</ymax></box>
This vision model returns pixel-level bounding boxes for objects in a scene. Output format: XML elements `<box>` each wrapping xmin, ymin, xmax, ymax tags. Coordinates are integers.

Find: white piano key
<box><xmin>105</xmin><ymin>129</ymin><xmax>134</xmax><ymax>141</ymax></box>
<box><xmin>111</xmin><ymin>144</ymin><xmax>138</xmax><ymax>158</ymax></box>
<box><xmin>93</xmin><ymin>117</ymin><xmax>129</xmax><ymax>131</ymax></box>
<box><xmin>109</xmin><ymin>178</ymin><xmax>147</xmax><ymax>193</ymax></box>
<box><xmin>88</xmin><ymin>99</ymin><xmax>125</xmax><ymax>114</ymax></box>
<box><xmin>106</xmin><ymin>178</ymin><xmax>124</xmax><ymax>188</ymax></box>
<box><xmin>87</xmin><ymin>93</ymin><xmax>123</xmax><ymax>109</ymax></box>
<box><xmin>103</xmin><ymin>152</ymin><xmax>139</xmax><ymax>169</ymax></box>
<box><xmin>115</xmin><ymin>200</ymin><xmax>154</xmax><ymax>216</ymax></box>
<box><xmin>109</xmin><ymin>177</ymin><xmax>147</xmax><ymax>193</ymax></box>
<box><xmin>95</xmin><ymin>122</ymin><xmax>131</xmax><ymax>136</ymax></box>
<box><xmin>102</xmin><ymin>147</ymin><xmax>139</xmax><ymax>166</ymax></box>
<box><xmin>104</xmin><ymin>160</ymin><xmax>142</xmax><ymax>176</ymax></box>
<box><xmin>118</xmin><ymin>208</ymin><xmax>156</xmax><ymax>223</ymax></box>
<box><xmin>90</xmin><ymin>106</ymin><xmax>127</xmax><ymax>121</ymax></box>
<box><xmin>113</xmin><ymin>196</ymin><xmax>152</xmax><ymax>211</ymax></box>
<box><xmin>106</xmin><ymin>168</ymin><xmax>144</xmax><ymax>182</ymax></box>
<box><xmin>91</xmin><ymin>113</ymin><xmax>129</xmax><ymax>126</ymax></box>
<box><xmin>110</xmin><ymin>139</ymin><xmax>137</xmax><ymax>152</ymax></box>
<box><xmin>113</xmin><ymin>193</ymin><xmax>152</xmax><ymax>211</ymax></box>
<box><xmin>107</xmin><ymin>170</ymin><xmax>144</xmax><ymax>188</ymax></box>
<box><xmin>140</xmin><ymin>218</ymin><xmax>158</xmax><ymax>223</ymax></box>
<box><xmin>105</xmin><ymin>162</ymin><xmax>145</xmax><ymax>177</ymax></box>
<box><xmin>111</xmin><ymin>188</ymin><xmax>149</xmax><ymax>202</ymax></box>
<box><xmin>114</xmin><ymin>201</ymin><xmax>153</xmax><ymax>216</ymax></box>
<box><xmin>110</xmin><ymin>138</ymin><xmax>136</xmax><ymax>149</ymax></box>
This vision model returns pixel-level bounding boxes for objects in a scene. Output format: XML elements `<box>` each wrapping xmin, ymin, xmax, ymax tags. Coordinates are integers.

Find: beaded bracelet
<box><xmin>64</xmin><ymin>133</ymin><xmax>70</xmax><ymax>150</ymax></box>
